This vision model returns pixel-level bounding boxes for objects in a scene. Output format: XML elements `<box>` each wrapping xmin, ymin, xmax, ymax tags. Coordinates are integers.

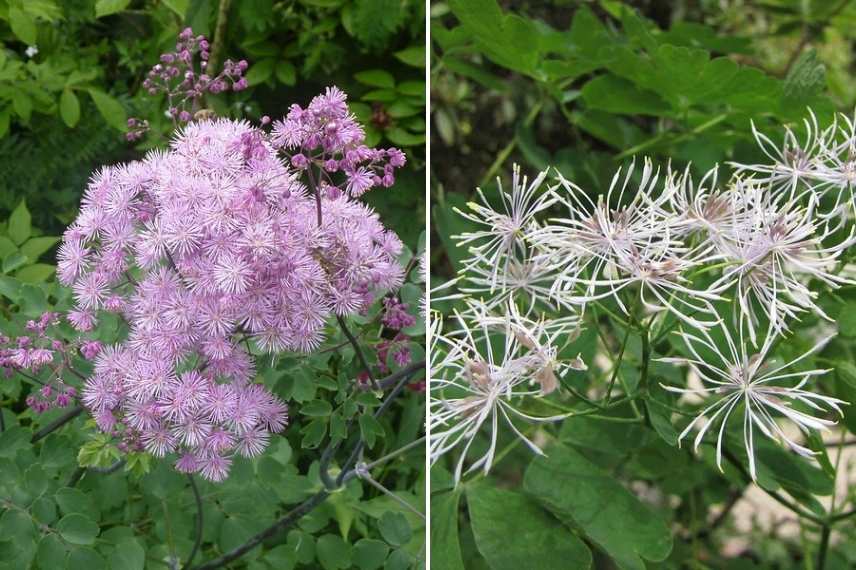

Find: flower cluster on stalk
<box><xmin>54</xmin><ymin>86</ymin><xmax>406</xmax><ymax>481</ymax></box>
<box><xmin>127</xmin><ymin>27</ymin><xmax>249</xmax><ymax>141</ymax></box>
<box><xmin>431</xmin><ymin>110</ymin><xmax>856</xmax><ymax>481</ymax></box>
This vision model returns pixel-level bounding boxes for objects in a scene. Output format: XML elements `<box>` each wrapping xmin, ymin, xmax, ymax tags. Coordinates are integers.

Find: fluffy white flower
<box><xmin>453</xmin><ymin>164</ymin><xmax>555</xmax><ymax>291</ymax></box>
<box><xmin>429</xmin><ymin>301</ymin><xmax>573</xmax><ymax>482</ymax></box>
<box><xmin>659</xmin><ymin>320</ymin><xmax>845</xmax><ymax>481</ymax></box>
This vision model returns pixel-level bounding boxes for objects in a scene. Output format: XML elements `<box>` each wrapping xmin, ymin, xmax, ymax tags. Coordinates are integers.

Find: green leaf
<box><xmin>55</xmin><ymin>488</ymin><xmax>98</xmax><ymax>519</ymax></box>
<box><xmin>316</xmin><ymin>534</ymin><xmax>352</xmax><ymax>570</ymax></box>
<box><xmin>95</xmin><ymin>0</ymin><xmax>131</xmax><ymax>18</ymax></box>
<box><xmin>0</xmin><ymin>237</ymin><xmax>15</xmax><ymax>258</ymax></box>
<box><xmin>837</xmin><ymin>360</ymin><xmax>856</xmax><ymax>389</ymax></box>
<box><xmin>12</xmin><ymin>91</ymin><xmax>33</xmax><ymax>122</ymax></box>
<box><xmin>20</xmin><ymin>236</ymin><xmax>59</xmax><ymax>260</ymax></box>
<box><xmin>57</xmin><ymin>514</ymin><xmax>100</xmax><ymax>546</ymax></box>
<box><xmin>783</xmin><ymin>48</ymin><xmax>826</xmax><ymax>102</ymax></box>
<box><xmin>36</xmin><ymin>535</ymin><xmax>67</xmax><ymax>569</ymax></box>
<box><xmin>3</xmin><ymin>252</ymin><xmax>28</xmax><ymax>274</ymax></box>
<box><xmin>383</xmin><ymin>549</ymin><xmax>412</xmax><ymax>570</ymax></box>
<box><xmin>18</xmin><ymin>283</ymin><xmax>47</xmax><ymax>316</ymax></box>
<box><xmin>264</xmin><ymin>544</ymin><xmax>297</xmax><ymax>570</ymax></box>
<box><xmin>378</xmin><ymin>512</ymin><xmax>411</xmax><ymax>547</ymax></box>
<box><xmin>107</xmin><ymin>537</ymin><xmax>145</xmax><ymax>570</ymax></box>
<box><xmin>429</xmin><ymin>491</ymin><xmax>464</xmax><ymax>570</ymax></box>
<box><xmin>16</xmin><ymin>263</ymin><xmax>54</xmax><ymax>283</ymax></box>
<box><xmin>301</xmin><ymin>400</ymin><xmax>333</xmax><ymax>417</ymax></box>
<box><xmin>355</xmin><ymin>70</ymin><xmax>396</xmax><ymax>89</ymax></box>
<box><xmin>397</xmin><ymin>81</ymin><xmax>425</xmax><ymax>97</ymax></box>
<box><xmin>646</xmin><ymin>387</ymin><xmax>678</xmax><ymax>446</ymax></box>
<box><xmin>581</xmin><ymin>75</ymin><xmax>669</xmax><ymax>116</ymax></box>
<box><xmin>0</xmin><ymin>109</ymin><xmax>10</xmax><ymax>138</ymax></box>
<box><xmin>352</xmin><ymin>0</ymin><xmax>403</xmax><ymax>50</ymax></box>
<box><xmin>162</xmin><ymin>0</ymin><xmax>189</xmax><ymax>18</ymax></box>
<box><xmin>838</xmin><ymin>302</ymin><xmax>856</xmax><ymax>337</ymax></box>
<box><xmin>9</xmin><ymin>7</ymin><xmax>37</xmax><ymax>44</ymax></box>
<box><xmin>8</xmin><ymin>200</ymin><xmax>31</xmax><ymax>245</ymax></box>
<box><xmin>393</xmin><ymin>46</ymin><xmax>425</xmax><ymax>68</ymax></box>
<box><xmin>352</xmin><ymin>539</ymin><xmax>389</xmax><ymax>570</ymax></box>
<box><xmin>385</xmin><ymin>128</ymin><xmax>425</xmax><ymax>147</ymax></box>
<box><xmin>0</xmin><ymin>426</ymin><xmax>30</xmax><ymax>458</ymax></box>
<box><xmin>524</xmin><ymin>443</ymin><xmax>672</xmax><ymax>570</ymax></box>
<box><xmin>31</xmin><ymin>497</ymin><xmax>57</xmax><ymax>524</ymax></box>
<box><xmin>275</xmin><ymin>61</ymin><xmax>297</xmax><ymax>86</ymax></box>
<box><xmin>358</xmin><ymin>414</ymin><xmax>384</xmax><ymax>448</ymax></box>
<box><xmin>361</xmin><ymin>89</ymin><xmax>397</xmax><ymax>102</ymax></box>
<box><xmin>301</xmin><ymin>418</ymin><xmax>326</xmax><ymax>449</ymax></box>
<box><xmin>246</xmin><ymin>59</ymin><xmax>276</xmax><ymax>86</ymax></box>
<box><xmin>0</xmin><ymin>275</ymin><xmax>21</xmax><ymax>302</ymax></box>
<box><xmin>66</xmin><ymin>546</ymin><xmax>106</xmax><ymax>570</ymax></box>
<box><xmin>59</xmin><ymin>89</ymin><xmax>81</xmax><ymax>128</ymax></box>
<box><xmin>87</xmin><ymin>89</ymin><xmax>127</xmax><ymax>131</ymax></box>
<box><xmin>468</xmin><ymin>483</ymin><xmax>592</xmax><ymax>570</ymax></box>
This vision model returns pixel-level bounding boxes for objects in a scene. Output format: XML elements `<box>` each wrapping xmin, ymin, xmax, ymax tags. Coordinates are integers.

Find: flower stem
<box><xmin>817</xmin><ymin>524</ymin><xmax>831</xmax><ymax>570</ymax></box>
<box><xmin>192</xmin><ymin>491</ymin><xmax>331</xmax><ymax>570</ymax></box>
<box><xmin>478</xmin><ymin>99</ymin><xmax>544</xmax><ymax>188</ymax></box>
<box><xmin>31</xmin><ymin>405</ymin><xmax>83</xmax><ymax>443</ymax></box>
<box><xmin>361</xmin><ymin>435</ymin><xmax>425</xmax><ymax>471</ymax></box>
<box><xmin>185</xmin><ymin>475</ymin><xmax>204</xmax><ymax>569</ymax></box>
<box><xmin>336</xmin><ymin>314</ymin><xmax>379</xmax><ymax>391</ymax></box>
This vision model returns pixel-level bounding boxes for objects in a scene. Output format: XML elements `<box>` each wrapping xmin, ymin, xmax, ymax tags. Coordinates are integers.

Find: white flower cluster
<box><xmin>431</xmin><ymin>110</ymin><xmax>855</xmax><ymax>481</ymax></box>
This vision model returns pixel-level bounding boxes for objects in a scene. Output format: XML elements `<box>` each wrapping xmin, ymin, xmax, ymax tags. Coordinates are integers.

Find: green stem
<box><xmin>605</xmin><ymin>324</ymin><xmax>631</xmax><ymax>405</ymax></box>
<box><xmin>478</xmin><ymin>99</ymin><xmax>544</xmax><ymax>188</ymax></box>
<box><xmin>336</xmin><ymin>315</ymin><xmax>380</xmax><ymax>391</ymax></box>
<box><xmin>361</xmin><ymin>436</ymin><xmax>425</xmax><ymax>471</ymax></box>
<box><xmin>185</xmin><ymin>475</ymin><xmax>204</xmax><ymax>569</ymax></box>
<box><xmin>208</xmin><ymin>0</ymin><xmax>233</xmax><ymax>76</ymax></box>
<box><xmin>614</xmin><ymin>113</ymin><xmax>728</xmax><ymax>160</ymax></box>
<box><xmin>637</xmin><ymin>321</ymin><xmax>653</xmax><ymax>427</ymax></box>
<box><xmin>817</xmin><ymin>525</ymin><xmax>831</xmax><ymax>570</ymax></box>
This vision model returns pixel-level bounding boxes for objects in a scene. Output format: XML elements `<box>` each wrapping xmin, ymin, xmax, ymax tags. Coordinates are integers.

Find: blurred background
<box><xmin>0</xmin><ymin>0</ymin><xmax>426</xmax><ymax>277</ymax></box>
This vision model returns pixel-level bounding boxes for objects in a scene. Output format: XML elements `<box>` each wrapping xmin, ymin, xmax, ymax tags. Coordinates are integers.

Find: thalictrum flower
<box><xmin>659</xmin><ymin>319</ymin><xmax>845</xmax><ymax>480</ymax></box>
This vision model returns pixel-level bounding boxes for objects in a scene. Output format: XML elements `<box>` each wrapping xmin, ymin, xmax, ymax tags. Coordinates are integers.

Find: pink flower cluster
<box><xmin>129</xmin><ymin>27</ymin><xmax>248</xmax><ymax>141</ymax></box>
<box><xmin>0</xmin><ymin>312</ymin><xmax>82</xmax><ymax>414</ymax></box>
<box><xmin>271</xmin><ymin>87</ymin><xmax>406</xmax><ymax>197</ymax></box>
<box><xmin>59</xmin><ymin>109</ymin><xmax>405</xmax><ymax>481</ymax></box>
<box><xmin>381</xmin><ymin>297</ymin><xmax>416</xmax><ymax>330</ymax></box>
<box><xmin>377</xmin><ymin>333</ymin><xmax>413</xmax><ymax>372</ymax></box>
<box><xmin>0</xmin><ymin>313</ymin><xmax>60</xmax><ymax>376</ymax></box>
<box><xmin>27</xmin><ymin>384</ymin><xmax>76</xmax><ymax>414</ymax></box>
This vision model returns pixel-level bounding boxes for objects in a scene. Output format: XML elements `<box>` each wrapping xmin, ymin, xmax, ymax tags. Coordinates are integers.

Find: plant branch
<box><xmin>336</xmin><ymin>361</ymin><xmax>424</xmax><ymax>487</ymax></box>
<box><xmin>31</xmin><ymin>405</ymin><xmax>84</xmax><ymax>443</ymax></box>
<box><xmin>191</xmin><ymin>491</ymin><xmax>330</xmax><ymax>570</ymax></box>
<box><xmin>185</xmin><ymin>475</ymin><xmax>204</xmax><ymax>569</ymax></box>
<box><xmin>817</xmin><ymin>524</ymin><xmax>831</xmax><ymax>570</ymax></box>
<box><xmin>208</xmin><ymin>0</ymin><xmax>233</xmax><ymax>76</ymax></box>
<box><xmin>336</xmin><ymin>315</ymin><xmax>379</xmax><ymax>391</ymax></box>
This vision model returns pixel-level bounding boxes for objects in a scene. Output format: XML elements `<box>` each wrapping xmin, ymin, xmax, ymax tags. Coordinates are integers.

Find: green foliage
<box><xmin>467</xmin><ymin>483</ymin><xmax>592</xmax><ymax>570</ymax></box>
<box><xmin>0</xmin><ymin>201</ymin><xmax>58</xmax><ymax>283</ymax></box>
